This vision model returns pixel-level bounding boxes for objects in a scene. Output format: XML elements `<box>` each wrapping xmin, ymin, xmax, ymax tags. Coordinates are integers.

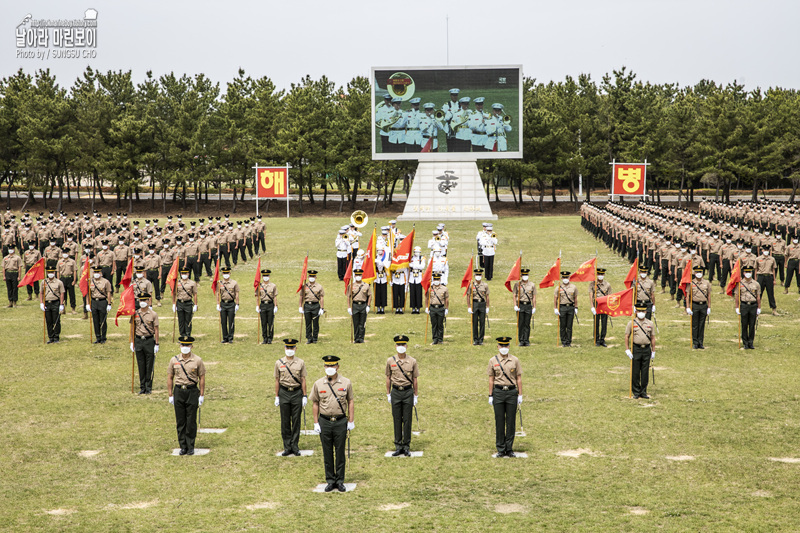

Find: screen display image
<box><xmin>371</xmin><ymin>66</ymin><xmax>522</xmax><ymax>161</ymax></box>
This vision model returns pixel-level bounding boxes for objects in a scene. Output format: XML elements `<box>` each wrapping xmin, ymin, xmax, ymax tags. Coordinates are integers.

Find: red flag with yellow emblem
<box><xmin>595</xmin><ymin>288</ymin><xmax>634</xmax><ymax>317</ymax></box>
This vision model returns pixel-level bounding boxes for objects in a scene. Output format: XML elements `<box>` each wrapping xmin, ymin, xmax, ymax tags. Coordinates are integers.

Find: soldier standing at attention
<box><xmin>57</xmin><ymin>250</ymin><xmax>77</xmax><ymax>314</ymax></box>
<box><xmin>88</xmin><ymin>265</ymin><xmax>113</xmax><ymax>344</ymax></box>
<box><xmin>386</xmin><ymin>335</ymin><xmax>419</xmax><ymax>456</ymax></box>
<box><xmin>635</xmin><ymin>266</ymin><xmax>656</xmax><ymax>320</ymax></box>
<box><xmin>480</xmin><ymin>225</ymin><xmax>498</xmax><ymax>281</ymax></box>
<box><xmin>755</xmin><ymin>244</ymin><xmax>778</xmax><ymax>315</ymax></box>
<box><xmin>488</xmin><ymin>336</ymin><xmax>522</xmax><ymax>457</ymax></box>
<box><xmin>145</xmin><ymin>243</ymin><xmax>163</xmax><ymax>305</ymax></box>
<box><xmin>625</xmin><ymin>304</ymin><xmax>656</xmax><ymax>399</ymax></box>
<box><xmin>23</xmin><ymin>241</ymin><xmax>42</xmax><ymax>300</ymax></box>
<box><xmin>113</xmin><ymin>236</ymin><xmax>130</xmax><ymax>291</ymax></box>
<box><xmin>310</xmin><ymin>355</ymin><xmax>355</xmax><ymax>493</ymax></box>
<box><xmin>300</xmin><ymin>270</ymin><xmax>325</xmax><ymax>344</ymax></box>
<box><xmin>274</xmin><ymin>339</ymin><xmax>308</xmax><ymax>456</ymax></box>
<box><xmin>167</xmin><ymin>335</ymin><xmax>205</xmax><ymax>455</ymax></box>
<box><xmin>589</xmin><ymin>268</ymin><xmax>611</xmax><ymax>347</ymax></box>
<box><xmin>512</xmin><ymin>268</ymin><xmax>536</xmax><ymax>346</ymax></box>
<box><xmin>257</xmin><ymin>268</ymin><xmax>278</xmax><ymax>344</ymax></box>
<box><xmin>554</xmin><ymin>271</ymin><xmax>578</xmax><ymax>348</ymax></box>
<box><xmin>335</xmin><ymin>228</ymin><xmax>350</xmax><ymax>281</ymax></box>
<box><xmin>40</xmin><ymin>267</ymin><xmax>65</xmax><ymax>343</ymax></box>
<box><xmin>468</xmin><ymin>268</ymin><xmax>490</xmax><ymax>345</ymax></box>
<box><xmin>408</xmin><ymin>247</ymin><xmax>425</xmax><ymax>314</ymax></box>
<box><xmin>133</xmin><ymin>266</ymin><xmax>154</xmax><ymax>307</ymax></box>
<box><xmin>131</xmin><ymin>291</ymin><xmax>160</xmax><ymax>394</ymax></box>
<box><xmin>686</xmin><ymin>266</ymin><xmax>711</xmax><ymax>350</ymax></box>
<box><xmin>216</xmin><ymin>267</ymin><xmax>239</xmax><ymax>344</ymax></box>
<box><xmin>735</xmin><ymin>266</ymin><xmax>761</xmax><ymax>350</ymax></box>
<box><xmin>173</xmin><ymin>268</ymin><xmax>198</xmax><ymax>337</ymax></box>
<box><xmin>348</xmin><ymin>269</ymin><xmax>372</xmax><ymax>343</ymax></box>
<box><xmin>3</xmin><ymin>245</ymin><xmax>23</xmax><ymax>307</ymax></box>
<box><xmin>426</xmin><ymin>272</ymin><xmax>449</xmax><ymax>345</ymax></box>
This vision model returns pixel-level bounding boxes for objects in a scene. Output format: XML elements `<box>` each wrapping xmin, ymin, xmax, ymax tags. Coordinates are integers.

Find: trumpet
<box><xmin>502</xmin><ymin>114</ymin><xmax>512</xmax><ymax>125</ymax></box>
<box><xmin>350</xmin><ymin>210</ymin><xmax>368</xmax><ymax>229</ymax></box>
<box><xmin>491</xmin><ymin>231</ymin><xmax>497</xmax><ymax>239</ymax></box>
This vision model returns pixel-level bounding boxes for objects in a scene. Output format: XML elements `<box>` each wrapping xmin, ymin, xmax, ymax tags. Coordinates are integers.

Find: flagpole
<box><xmin>300</xmin><ymin>253</ymin><xmax>307</xmax><ymax>341</ymax></box>
<box><xmin>424</xmin><ymin>287</ymin><xmax>429</xmax><ymax>343</ymax></box>
<box><xmin>593</xmin><ymin>251</ymin><xmax>597</xmax><ymax>346</ymax></box>
<box><xmin>556</xmin><ymin>251</ymin><xmax>561</xmax><ymax>348</ymax></box>
<box><xmin>130</xmin><ymin>315</ymin><xmax>135</xmax><ymax>394</ymax></box>
<box><xmin>469</xmin><ymin>282</ymin><xmax>474</xmax><ymax>345</ymax></box>
<box><xmin>217</xmin><ymin>279</ymin><xmax>222</xmax><ymax>344</ymax></box>
<box><xmin>737</xmin><ymin>278</ymin><xmax>741</xmax><ymax>349</ymax></box>
<box><xmin>516</xmin><ymin>251</ymin><xmax>521</xmax><ymax>346</ymax></box>
<box><xmin>630</xmin><ymin>252</ymin><xmax>638</xmax><ymax>399</ymax></box>
<box><xmin>42</xmin><ymin>305</ymin><xmax>46</xmax><ymax>344</ymax></box>
<box><xmin>689</xmin><ymin>262</ymin><xmax>693</xmax><ymax>348</ymax></box>
<box><xmin>256</xmin><ymin>258</ymin><xmax>261</xmax><ymax>345</ymax></box>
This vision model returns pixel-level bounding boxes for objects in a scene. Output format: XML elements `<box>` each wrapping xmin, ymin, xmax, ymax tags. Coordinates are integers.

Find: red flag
<box><xmin>539</xmin><ymin>257</ymin><xmax>561</xmax><ymax>288</ymax></box>
<box><xmin>361</xmin><ymin>229</ymin><xmax>377</xmax><ymax>284</ymax></box>
<box><xmin>296</xmin><ymin>255</ymin><xmax>308</xmax><ymax>293</ymax></box>
<box><xmin>78</xmin><ymin>257</ymin><xmax>91</xmax><ymax>298</ymax></box>
<box><xmin>120</xmin><ymin>258</ymin><xmax>134</xmax><ymax>289</ymax></box>
<box><xmin>253</xmin><ymin>257</ymin><xmax>262</xmax><ymax>292</ymax></box>
<box><xmin>211</xmin><ymin>257</ymin><xmax>220</xmax><ymax>295</ymax></box>
<box><xmin>504</xmin><ymin>256</ymin><xmax>522</xmax><ymax>292</ymax></box>
<box><xmin>726</xmin><ymin>259</ymin><xmax>741</xmax><ymax>297</ymax></box>
<box><xmin>114</xmin><ymin>285</ymin><xmax>136</xmax><ymax>326</ymax></box>
<box><xmin>17</xmin><ymin>258</ymin><xmax>45</xmax><ymax>287</ymax></box>
<box><xmin>679</xmin><ymin>259</ymin><xmax>693</xmax><ymax>294</ymax></box>
<box><xmin>595</xmin><ymin>288</ymin><xmax>634</xmax><ymax>317</ymax></box>
<box><xmin>569</xmin><ymin>257</ymin><xmax>596</xmax><ymax>283</ymax></box>
<box><xmin>390</xmin><ymin>229</ymin><xmax>415</xmax><ymax>271</ymax></box>
<box><xmin>165</xmin><ymin>256</ymin><xmax>180</xmax><ymax>293</ymax></box>
<box><xmin>421</xmin><ymin>137</ymin><xmax>433</xmax><ymax>153</ymax></box>
<box><xmin>624</xmin><ymin>258</ymin><xmax>638</xmax><ymax>289</ymax></box>
<box><xmin>343</xmin><ymin>257</ymin><xmax>353</xmax><ymax>295</ymax></box>
<box><xmin>461</xmin><ymin>256</ymin><xmax>474</xmax><ymax>296</ymax></box>
<box><xmin>420</xmin><ymin>257</ymin><xmax>434</xmax><ymax>293</ymax></box>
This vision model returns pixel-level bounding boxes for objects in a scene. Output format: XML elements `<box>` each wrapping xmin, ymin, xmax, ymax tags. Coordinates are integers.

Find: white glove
<box><xmin>514</xmin><ymin>305</ymin><xmax>520</xmax><ymax>312</ymax></box>
<box><xmin>366</xmin><ymin>306</ymin><xmax>370</xmax><ymax>314</ymax></box>
<box><xmin>591</xmin><ymin>306</ymin><xmax>596</xmax><ymax>315</ymax></box>
<box><xmin>216</xmin><ymin>304</ymin><xmax>221</xmax><ymax>312</ymax></box>
<box><xmin>686</xmin><ymin>309</ymin><xmax>693</xmax><ymax>316</ymax></box>
<box><xmin>574</xmin><ymin>309</ymin><xmax>577</xmax><ymax>316</ymax></box>
<box><xmin>198</xmin><ymin>396</ymin><xmax>204</xmax><ymax>406</ymax></box>
<box><xmin>625</xmin><ymin>349</ymin><xmax>633</xmax><ymax>359</ymax></box>
<box><xmin>106</xmin><ymin>305</ymin><xmax>112</xmax><ymax>312</ymax></box>
<box><xmin>313</xmin><ymin>422</ymin><xmax>321</xmax><ymax>434</ymax></box>
<box><xmin>59</xmin><ymin>304</ymin><xmax>64</xmax><ymax>312</ymax></box>
<box><xmin>172</xmin><ymin>304</ymin><xmax>177</xmax><ymax>312</ymax></box>
<box><xmin>169</xmin><ymin>396</ymin><xmax>174</xmax><ymax>405</ymax></box>
<box><xmin>299</xmin><ymin>306</ymin><xmax>304</xmax><ymax>314</ymax></box>
<box><xmin>40</xmin><ymin>303</ymin><xmax>45</xmax><ymax>312</ymax></box>
<box><xmin>256</xmin><ymin>306</ymin><xmax>261</xmax><ymax>313</ymax></box>
<box><xmin>318</xmin><ymin>308</ymin><xmax>324</xmax><ymax>316</ymax></box>
<box><xmin>425</xmin><ymin>307</ymin><xmax>429</xmax><ymax>314</ymax></box>
<box><xmin>273</xmin><ymin>306</ymin><xmax>278</xmax><ymax>313</ymax></box>
<box><xmin>651</xmin><ymin>351</ymin><xmax>656</xmax><ymax>359</ymax></box>
<box><xmin>517</xmin><ymin>395</ymin><xmax>523</xmax><ymax>405</ymax></box>
<box><xmin>130</xmin><ymin>342</ymin><xmax>134</xmax><ymax>352</ymax></box>
<box><xmin>488</xmin><ymin>396</ymin><xmax>494</xmax><ymax>405</ymax></box>
<box><xmin>347</xmin><ymin>421</ymin><xmax>355</xmax><ymax>431</ymax></box>
<box><xmin>706</xmin><ymin>308</ymin><xmax>711</xmax><ymax>316</ymax></box>
<box><xmin>554</xmin><ymin>309</ymin><xmax>560</xmax><ymax>316</ymax></box>
<box><xmin>651</xmin><ymin>305</ymin><xmax>656</xmax><ymax>313</ymax></box>
<box><xmin>302</xmin><ymin>396</ymin><xmax>307</xmax><ymax>407</ymax></box>
<box><xmin>467</xmin><ymin>307</ymin><xmax>473</xmax><ymax>314</ymax></box>
<box><xmin>532</xmin><ymin>307</ymin><xmax>536</xmax><ymax>314</ymax></box>
<box><xmin>413</xmin><ymin>395</ymin><xmax>418</xmax><ymax>406</ymax></box>
<box><xmin>444</xmin><ymin>309</ymin><xmax>449</xmax><ymax>316</ymax></box>
<box><xmin>347</xmin><ymin>308</ymin><xmax>352</xmax><ymax>315</ymax></box>
<box><xmin>735</xmin><ymin>308</ymin><xmax>740</xmax><ymax>315</ymax></box>
<box><xmin>274</xmin><ymin>396</ymin><xmax>280</xmax><ymax>407</ymax></box>
<box><xmin>387</xmin><ymin>393</ymin><xmax>392</xmax><ymax>404</ymax></box>
<box><xmin>757</xmin><ymin>308</ymin><xmax>762</xmax><ymax>315</ymax></box>
<box><xmin>86</xmin><ymin>304</ymin><xmax>91</xmax><ymax>312</ymax></box>
<box><xmin>154</xmin><ymin>345</ymin><xmax>159</xmax><ymax>354</ymax></box>
<box><xmin>486</xmin><ymin>307</ymin><xmax>490</xmax><ymax>314</ymax></box>
<box><xmin>192</xmin><ymin>304</ymin><xmax>197</xmax><ymax>312</ymax></box>
<box><xmin>234</xmin><ymin>304</ymin><xmax>239</xmax><ymax>313</ymax></box>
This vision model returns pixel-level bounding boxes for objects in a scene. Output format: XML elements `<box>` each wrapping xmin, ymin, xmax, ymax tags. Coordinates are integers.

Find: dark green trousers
<box><xmin>352</xmin><ymin>301</ymin><xmax>367</xmax><ymax>342</ymax></box>
<box><xmin>559</xmin><ymin>304</ymin><xmax>575</xmax><ymax>346</ymax></box>
<box><xmin>517</xmin><ymin>303</ymin><xmax>532</xmax><ymax>344</ymax></box>
<box><xmin>391</xmin><ymin>387</ymin><xmax>413</xmax><ymax>451</ymax></box>
<box><xmin>319</xmin><ymin>416</ymin><xmax>347</xmax><ymax>484</ymax></box>
<box><xmin>691</xmin><ymin>302</ymin><xmax>708</xmax><ymax>347</ymax></box>
<box><xmin>631</xmin><ymin>343</ymin><xmax>650</xmax><ymax>397</ymax></box>
<box><xmin>594</xmin><ymin>313</ymin><xmax>607</xmax><ymax>344</ymax></box>
<box><xmin>430</xmin><ymin>306</ymin><xmax>445</xmax><ymax>343</ymax></box>
<box><xmin>177</xmin><ymin>300</ymin><xmax>194</xmax><ymax>337</ymax></box>
<box><xmin>740</xmin><ymin>301</ymin><xmax>757</xmax><ymax>348</ymax></box>
<box><xmin>220</xmin><ymin>300</ymin><xmax>235</xmax><ymax>342</ymax></box>
<box><xmin>303</xmin><ymin>302</ymin><xmax>320</xmax><ymax>342</ymax></box>
<box><xmin>259</xmin><ymin>305</ymin><xmax>275</xmax><ymax>343</ymax></box>
<box><xmin>279</xmin><ymin>387</ymin><xmax>303</xmax><ymax>453</ymax></box>
<box><xmin>472</xmin><ymin>300</ymin><xmax>486</xmax><ymax>344</ymax></box>
<box><xmin>492</xmin><ymin>387</ymin><xmax>517</xmax><ymax>454</ymax></box>
<box><xmin>44</xmin><ymin>300</ymin><xmax>61</xmax><ymax>341</ymax></box>
<box><xmin>173</xmin><ymin>385</ymin><xmax>199</xmax><ymax>451</ymax></box>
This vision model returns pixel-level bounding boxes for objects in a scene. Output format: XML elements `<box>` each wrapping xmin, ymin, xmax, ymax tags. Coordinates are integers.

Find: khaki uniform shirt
<box><xmin>626</xmin><ymin>318</ymin><xmax>655</xmax><ymax>346</ymax></box>
<box><xmin>219</xmin><ymin>278</ymin><xmax>239</xmax><ymax>302</ymax></box>
<box><xmin>113</xmin><ymin>244</ymin><xmax>130</xmax><ymax>262</ymax></box>
<box><xmin>133</xmin><ymin>277</ymin><xmax>154</xmax><ymax>298</ymax></box>
<box><xmin>302</xmin><ymin>281</ymin><xmax>324</xmax><ymax>303</ymax></box>
<box><xmin>386</xmin><ymin>355</ymin><xmax>419</xmax><ymax>387</ymax></box>
<box><xmin>350</xmin><ymin>281</ymin><xmax>371</xmax><ymax>303</ymax></box>
<box><xmin>513</xmin><ymin>280</ymin><xmax>536</xmax><ymax>304</ymax></box>
<box><xmin>740</xmin><ymin>252</ymin><xmax>757</xmax><ymax>269</ymax></box>
<box><xmin>160</xmin><ymin>247</ymin><xmax>175</xmax><ymax>266</ymax></box>
<box><xmin>57</xmin><ymin>257</ymin><xmax>76</xmax><ymax>278</ymax></box>
<box><xmin>556</xmin><ymin>283</ymin><xmax>578</xmax><ymax>305</ymax></box>
<box><xmin>589</xmin><ymin>280</ymin><xmax>611</xmax><ymax>304</ymax></box>
<box><xmin>739</xmin><ymin>277</ymin><xmax>760</xmax><ymax>303</ymax></box>
<box><xmin>182</xmin><ymin>242</ymin><xmax>199</xmax><ymax>258</ymax></box>
<box><xmin>274</xmin><ymin>357</ymin><xmax>307</xmax><ymax>389</ymax></box>
<box><xmin>44</xmin><ymin>245</ymin><xmax>61</xmax><ymax>261</ymax></box>
<box><xmin>168</xmin><ymin>353</ymin><xmax>205</xmax><ymax>386</ymax></box>
<box><xmin>470</xmin><ymin>280</ymin><xmax>489</xmax><ymax>302</ymax></box>
<box><xmin>43</xmin><ymin>277</ymin><xmax>65</xmax><ymax>302</ymax></box>
<box><xmin>144</xmin><ymin>253</ymin><xmax>161</xmax><ymax>270</ymax></box>
<box><xmin>309</xmin><ymin>375</ymin><xmax>353</xmax><ymax>417</ymax></box>
<box><xmin>175</xmin><ymin>278</ymin><xmax>197</xmax><ymax>302</ymax></box>
<box><xmin>134</xmin><ymin>307</ymin><xmax>159</xmax><ymax>337</ymax></box>
<box><xmin>259</xmin><ymin>281</ymin><xmax>277</xmax><ymax>304</ymax></box>
<box><xmin>689</xmin><ymin>279</ymin><xmax>711</xmax><ymax>303</ymax></box>
<box><xmin>428</xmin><ymin>284</ymin><xmax>448</xmax><ymax>306</ymax></box>
<box><xmin>3</xmin><ymin>254</ymin><xmax>23</xmax><ymax>272</ymax></box>
<box><xmin>635</xmin><ymin>278</ymin><xmax>655</xmax><ymax>303</ymax></box>
<box><xmin>756</xmin><ymin>255</ymin><xmax>776</xmax><ymax>275</ymax></box>
<box><xmin>487</xmin><ymin>354</ymin><xmax>522</xmax><ymax>386</ymax></box>
<box><xmin>786</xmin><ymin>243</ymin><xmax>800</xmax><ymax>261</ymax></box>
<box><xmin>90</xmin><ymin>276</ymin><xmax>113</xmax><ymax>300</ymax></box>
<box><xmin>23</xmin><ymin>249</ymin><xmax>41</xmax><ymax>267</ymax></box>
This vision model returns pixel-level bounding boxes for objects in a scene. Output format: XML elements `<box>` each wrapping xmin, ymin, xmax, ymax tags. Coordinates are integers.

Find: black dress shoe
<box><xmin>391</xmin><ymin>450</ymin><xmax>403</xmax><ymax>456</ymax></box>
<box><xmin>640</xmin><ymin>393</ymin><xmax>650</xmax><ymax>399</ymax></box>
<box><xmin>632</xmin><ymin>395</ymin><xmax>640</xmax><ymax>399</ymax></box>
<box><xmin>266</xmin><ymin>340</ymin><xmax>272</xmax><ymax>344</ymax></box>
<box><xmin>306</xmin><ymin>340</ymin><xmax>313</xmax><ymax>344</ymax></box>
<box><xmin>506</xmin><ymin>451</ymin><xmax>516</xmax><ymax>458</ymax></box>
<box><xmin>138</xmin><ymin>390</ymin><xmax>146</xmax><ymax>395</ymax></box>
<box><xmin>93</xmin><ymin>340</ymin><xmax>102</xmax><ymax>344</ymax></box>
<box><xmin>187</xmin><ymin>449</ymin><xmax>195</xmax><ymax>455</ymax></box>
<box><xmin>179</xmin><ymin>449</ymin><xmax>188</xmax><ymax>455</ymax></box>
<box><xmin>47</xmin><ymin>340</ymin><xmax>53</xmax><ymax>344</ymax></box>
<box><xmin>403</xmin><ymin>449</ymin><xmax>411</xmax><ymax>457</ymax></box>
<box><xmin>336</xmin><ymin>482</ymin><xmax>347</xmax><ymax>492</ymax></box>
<box><xmin>324</xmin><ymin>483</ymin><xmax>335</xmax><ymax>492</ymax></box>
<box><xmin>600</xmin><ymin>341</ymin><xmax>607</xmax><ymax>347</ymax></box>
<box><xmin>293</xmin><ymin>451</ymin><xmax>302</xmax><ymax>456</ymax></box>
<box><xmin>281</xmin><ymin>450</ymin><xmax>292</xmax><ymax>456</ymax></box>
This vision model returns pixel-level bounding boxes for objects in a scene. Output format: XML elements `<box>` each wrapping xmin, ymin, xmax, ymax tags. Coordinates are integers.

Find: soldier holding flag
<box><xmin>735</xmin><ymin>265</ymin><xmax>761</xmax><ymax>349</ymax></box>
<box><xmin>300</xmin><ymin>269</ymin><xmax>325</xmax><ymax>344</ymax></box>
<box><xmin>41</xmin><ymin>267</ymin><xmax>65</xmax><ymax>343</ymax></box>
<box><xmin>513</xmin><ymin>268</ymin><xmax>536</xmax><ymax>347</ymax></box>
<box><xmin>131</xmin><ymin>291</ymin><xmax>160</xmax><ymax>394</ymax></box>
<box><xmin>426</xmin><ymin>272</ymin><xmax>449</xmax><ymax>345</ymax></box>
<box><xmin>173</xmin><ymin>267</ymin><xmax>198</xmax><ymax>338</ymax></box>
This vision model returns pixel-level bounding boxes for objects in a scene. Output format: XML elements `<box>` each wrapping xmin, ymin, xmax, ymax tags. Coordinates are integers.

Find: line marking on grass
<box><xmin>106</xmin><ymin>500</ymin><xmax>158</xmax><ymax>510</ymax></box>
<box><xmin>379</xmin><ymin>503</ymin><xmax>410</xmax><ymax>511</ymax></box>
<box><xmin>494</xmin><ymin>503</ymin><xmax>527</xmax><ymax>514</ymax></box>
<box><xmin>751</xmin><ymin>490</ymin><xmax>772</xmax><ymax>497</ymax></box>
<box><xmin>557</xmin><ymin>448</ymin><xmax>599</xmax><ymax>458</ymax></box>
<box><xmin>198</xmin><ymin>428</ymin><xmax>226</xmax><ymax>434</ymax></box>
<box><xmin>45</xmin><ymin>509</ymin><xmax>76</xmax><ymax>516</ymax></box>
<box><xmin>245</xmin><ymin>502</ymin><xmax>278</xmax><ymax>510</ymax></box>
<box><xmin>78</xmin><ymin>450</ymin><xmax>101</xmax><ymax>458</ymax></box>
<box><xmin>492</xmin><ymin>452</ymin><xmax>528</xmax><ymax>458</ymax></box>
<box><xmin>769</xmin><ymin>457</ymin><xmax>800</xmax><ymax>464</ymax></box>
<box><xmin>628</xmin><ymin>506</ymin><xmax>650</xmax><ymax>515</ymax></box>
<box><xmin>171</xmin><ymin>448</ymin><xmax>210</xmax><ymax>456</ymax></box>
<box><xmin>665</xmin><ymin>455</ymin><xmax>695</xmax><ymax>461</ymax></box>
<box><xmin>384</xmin><ymin>451</ymin><xmax>423</xmax><ymax>457</ymax></box>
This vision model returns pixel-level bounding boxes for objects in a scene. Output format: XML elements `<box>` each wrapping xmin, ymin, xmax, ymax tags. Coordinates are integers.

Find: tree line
<box><xmin>1</xmin><ymin>66</ymin><xmax>798</xmax><ymax>214</ymax></box>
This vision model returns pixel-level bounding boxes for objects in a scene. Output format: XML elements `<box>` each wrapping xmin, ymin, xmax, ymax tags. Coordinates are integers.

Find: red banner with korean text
<box><xmin>611</xmin><ymin>162</ymin><xmax>647</xmax><ymax>196</ymax></box>
<box><xmin>255</xmin><ymin>166</ymin><xmax>288</xmax><ymax>198</ymax></box>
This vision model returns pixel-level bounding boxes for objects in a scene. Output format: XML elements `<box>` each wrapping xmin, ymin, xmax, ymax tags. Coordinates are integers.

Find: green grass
<box><xmin>2</xmin><ymin>215</ymin><xmax>800</xmax><ymax>532</ymax></box>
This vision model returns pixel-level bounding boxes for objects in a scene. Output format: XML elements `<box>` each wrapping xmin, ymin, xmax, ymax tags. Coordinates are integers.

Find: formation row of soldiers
<box><xmin>581</xmin><ymin>200</ymin><xmax>785</xmax><ymax>349</ymax></box>
<box><xmin>375</xmin><ymin>88</ymin><xmax>513</xmax><ymax>153</ymax></box>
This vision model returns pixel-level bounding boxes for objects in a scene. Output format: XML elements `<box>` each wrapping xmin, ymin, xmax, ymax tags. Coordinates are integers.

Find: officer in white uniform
<box><xmin>452</xmin><ymin>97</ymin><xmax>473</xmax><ymax>152</ymax></box>
<box><xmin>353</xmin><ymin>248</ymin><xmax>365</xmax><ymax>271</ymax></box>
<box><xmin>441</xmin><ymin>88</ymin><xmax>460</xmax><ymax>150</ymax></box>
<box><xmin>391</xmin><ymin>265</ymin><xmax>407</xmax><ymax>314</ymax></box>
<box><xmin>480</xmin><ymin>224</ymin><xmax>498</xmax><ymax>281</ymax></box>
<box><xmin>375</xmin><ymin>93</ymin><xmax>393</xmax><ymax>153</ymax></box>
<box><xmin>485</xmin><ymin>103</ymin><xmax>512</xmax><ymax>152</ymax></box>
<box><xmin>428</xmin><ymin>230</ymin><xmax>440</xmax><ymax>256</ymax></box>
<box><xmin>431</xmin><ymin>245</ymin><xmax>449</xmax><ymax>286</ymax></box>
<box><xmin>374</xmin><ymin>244</ymin><xmax>390</xmax><ymax>314</ymax></box>
<box><xmin>387</xmin><ymin>97</ymin><xmax>407</xmax><ymax>153</ymax></box>
<box><xmin>409</xmin><ymin>246</ymin><xmax>425</xmax><ymax>314</ymax></box>
<box><xmin>477</xmin><ymin>223</ymin><xmax>489</xmax><ymax>269</ymax></box>
<box><xmin>468</xmin><ymin>97</ymin><xmax>489</xmax><ymax>152</ymax></box>
<box><xmin>436</xmin><ymin>223</ymin><xmax>449</xmax><ymax>256</ymax></box>
<box><xmin>419</xmin><ymin>103</ymin><xmax>444</xmax><ymax>152</ymax></box>
<box><xmin>335</xmin><ymin>228</ymin><xmax>351</xmax><ymax>281</ymax></box>
<box><xmin>404</xmin><ymin>98</ymin><xmax>422</xmax><ymax>153</ymax></box>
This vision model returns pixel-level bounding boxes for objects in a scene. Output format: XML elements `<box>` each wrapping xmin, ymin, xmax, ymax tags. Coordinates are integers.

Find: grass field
<box><xmin>3</xmin><ymin>215</ymin><xmax>800</xmax><ymax>532</ymax></box>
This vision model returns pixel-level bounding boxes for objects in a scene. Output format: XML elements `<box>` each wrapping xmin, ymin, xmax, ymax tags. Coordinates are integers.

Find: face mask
<box><xmin>264</xmin><ymin>276</ymin><xmax>269</xmax><ymax>282</ymax></box>
<box><xmin>637</xmin><ymin>312</ymin><xmax>646</xmax><ymax>319</ymax></box>
<box><xmin>325</xmin><ymin>367</ymin><xmax>337</xmax><ymax>376</ymax></box>
<box><xmin>499</xmin><ymin>347</ymin><xmax>509</xmax><ymax>355</ymax></box>
<box><xmin>285</xmin><ymin>349</ymin><xmax>295</xmax><ymax>357</ymax></box>
<box><xmin>396</xmin><ymin>345</ymin><xmax>406</xmax><ymax>354</ymax></box>
<box><xmin>93</xmin><ymin>273</ymin><xmax>101</xmax><ymax>279</ymax></box>
<box><xmin>189</xmin><ymin>238</ymin><xmax>194</xmax><ymax>242</ymax></box>
<box><xmin>62</xmin><ymin>254</ymin><xmax>68</xmax><ymax>258</ymax></box>
<box><xmin>475</xmin><ymin>276</ymin><xmax>482</xmax><ymax>281</ymax></box>
<box><xmin>164</xmin><ymin>245</ymin><xmax>169</xmax><ymax>249</ymax></box>
<box><xmin>562</xmin><ymin>279</ymin><xmax>569</xmax><ymax>285</ymax></box>
<box><xmin>695</xmin><ymin>273</ymin><xmax>702</xmax><ymax>279</ymax></box>
<box><xmin>308</xmin><ymin>277</ymin><xmax>316</xmax><ymax>283</ymax></box>
<box><xmin>763</xmin><ymin>251</ymin><xmax>769</xmax><ymax>255</ymax></box>
<box><xmin>29</xmin><ymin>245</ymin><xmax>34</xmax><ymax>250</ymax></box>
<box><xmin>50</xmin><ymin>242</ymin><xmax>56</xmax><ymax>246</ymax></box>
<box><xmin>737</xmin><ymin>245</ymin><xmax>743</xmax><ymax>249</ymax></box>
<box><xmin>136</xmin><ymin>273</ymin><xmax>144</xmax><ymax>279</ymax></box>
<box><xmin>690</xmin><ymin>249</ymin><xmax>696</xmax><ymax>254</ymax></box>
<box><xmin>47</xmin><ymin>273</ymin><xmax>55</xmax><ymax>279</ymax></box>
<box><xmin>597</xmin><ymin>275</ymin><xmax>604</xmax><ymax>281</ymax></box>
<box><xmin>181</xmin><ymin>346</ymin><xmax>191</xmax><ymax>354</ymax></box>
<box><xmin>727</xmin><ymin>240</ymin><xmax>732</xmax><ymax>244</ymax></box>
<box><xmin>521</xmin><ymin>275</ymin><xmax>528</xmax><ymax>281</ymax></box>
<box><xmin>433</xmin><ymin>280</ymin><xmax>440</xmax><ymax>286</ymax></box>
<box><xmin>744</xmin><ymin>273</ymin><xmax>752</xmax><ymax>279</ymax></box>
<box><xmin>181</xmin><ymin>274</ymin><xmax>189</xmax><ymax>280</ymax></box>
<box><xmin>745</xmin><ymin>249</ymin><xmax>752</xmax><ymax>253</ymax></box>
<box><xmin>794</xmin><ymin>240</ymin><xmax>799</xmax><ymax>244</ymax></box>
<box><xmin>139</xmin><ymin>301</ymin><xmax>148</xmax><ymax>308</ymax></box>
<box><xmin>640</xmin><ymin>273</ymin><xmax>647</xmax><ymax>278</ymax></box>
<box><xmin>223</xmin><ymin>274</ymin><xmax>230</xmax><ymax>280</ymax></box>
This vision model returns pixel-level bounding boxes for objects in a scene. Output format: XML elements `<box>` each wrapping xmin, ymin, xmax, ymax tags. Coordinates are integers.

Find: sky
<box><xmin>2</xmin><ymin>0</ymin><xmax>799</xmax><ymax>92</ymax></box>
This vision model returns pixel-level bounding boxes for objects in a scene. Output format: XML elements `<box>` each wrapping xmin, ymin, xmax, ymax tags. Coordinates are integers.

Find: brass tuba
<box><xmin>350</xmin><ymin>210</ymin><xmax>368</xmax><ymax>228</ymax></box>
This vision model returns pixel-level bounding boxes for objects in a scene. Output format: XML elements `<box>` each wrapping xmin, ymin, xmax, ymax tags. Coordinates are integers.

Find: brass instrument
<box><xmin>502</xmin><ymin>114</ymin><xmax>512</xmax><ymax>125</ymax></box>
<box><xmin>434</xmin><ymin>110</ymin><xmax>445</xmax><ymax>121</ymax></box>
<box><xmin>350</xmin><ymin>210</ymin><xmax>368</xmax><ymax>229</ymax></box>
<box><xmin>491</xmin><ymin>231</ymin><xmax>497</xmax><ymax>239</ymax></box>
<box><xmin>379</xmin><ymin>110</ymin><xmax>403</xmax><ymax>132</ymax></box>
